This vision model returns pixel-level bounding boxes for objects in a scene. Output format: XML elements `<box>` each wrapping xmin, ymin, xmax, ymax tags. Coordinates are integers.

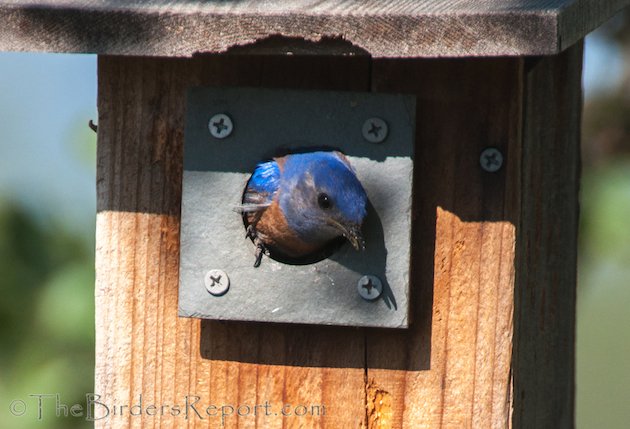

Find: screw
<box><xmin>357</xmin><ymin>275</ymin><xmax>383</xmax><ymax>301</ymax></box>
<box><xmin>204</xmin><ymin>269</ymin><xmax>230</xmax><ymax>296</ymax></box>
<box><xmin>479</xmin><ymin>147</ymin><xmax>504</xmax><ymax>173</ymax></box>
<box><xmin>362</xmin><ymin>118</ymin><xmax>388</xmax><ymax>143</ymax></box>
<box><xmin>208</xmin><ymin>113</ymin><xmax>233</xmax><ymax>139</ymax></box>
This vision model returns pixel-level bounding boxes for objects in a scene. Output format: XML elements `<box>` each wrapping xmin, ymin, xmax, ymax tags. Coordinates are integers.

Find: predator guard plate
<box><xmin>178</xmin><ymin>87</ymin><xmax>415</xmax><ymax>328</ymax></box>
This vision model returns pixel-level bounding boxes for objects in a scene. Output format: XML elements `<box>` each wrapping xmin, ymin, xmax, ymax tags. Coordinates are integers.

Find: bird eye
<box><xmin>317</xmin><ymin>193</ymin><xmax>332</xmax><ymax>209</ymax></box>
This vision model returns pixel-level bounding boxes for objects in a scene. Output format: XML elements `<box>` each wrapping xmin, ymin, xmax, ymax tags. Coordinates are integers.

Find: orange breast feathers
<box><xmin>247</xmin><ymin>199</ymin><xmax>321</xmax><ymax>258</ymax></box>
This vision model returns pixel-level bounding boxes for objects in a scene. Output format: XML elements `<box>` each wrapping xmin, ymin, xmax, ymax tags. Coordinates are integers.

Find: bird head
<box><xmin>279</xmin><ymin>151</ymin><xmax>368</xmax><ymax>251</ymax></box>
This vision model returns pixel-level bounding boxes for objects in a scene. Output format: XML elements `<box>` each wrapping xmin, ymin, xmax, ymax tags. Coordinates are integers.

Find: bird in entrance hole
<box><xmin>237</xmin><ymin>150</ymin><xmax>368</xmax><ymax>267</ymax></box>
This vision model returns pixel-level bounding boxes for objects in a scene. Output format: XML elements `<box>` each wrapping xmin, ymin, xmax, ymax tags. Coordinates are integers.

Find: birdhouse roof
<box><xmin>0</xmin><ymin>0</ymin><xmax>628</xmax><ymax>57</ymax></box>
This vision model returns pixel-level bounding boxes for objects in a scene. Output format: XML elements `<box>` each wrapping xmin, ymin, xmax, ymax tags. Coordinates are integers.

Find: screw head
<box><xmin>362</xmin><ymin>118</ymin><xmax>388</xmax><ymax>143</ymax></box>
<box><xmin>208</xmin><ymin>113</ymin><xmax>233</xmax><ymax>139</ymax></box>
<box><xmin>204</xmin><ymin>269</ymin><xmax>230</xmax><ymax>296</ymax></box>
<box><xmin>479</xmin><ymin>147</ymin><xmax>504</xmax><ymax>173</ymax></box>
<box><xmin>357</xmin><ymin>275</ymin><xmax>383</xmax><ymax>301</ymax></box>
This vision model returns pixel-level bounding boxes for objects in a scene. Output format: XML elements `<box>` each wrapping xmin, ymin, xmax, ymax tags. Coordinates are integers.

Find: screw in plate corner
<box><xmin>362</xmin><ymin>118</ymin><xmax>388</xmax><ymax>143</ymax></box>
<box><xmin>208</xmin><ymin>113</ymin><xmax>233</xmax><ymax>139</ymax></box>
<box><xmin>357</xmin><ymin>275</ymin><xmax>383</xmax><ymax>301</ymax></box>
<box><xmin>204</xmin><ymin>269</ymin><xmax>230</xmax><ymax>296</ymax></box>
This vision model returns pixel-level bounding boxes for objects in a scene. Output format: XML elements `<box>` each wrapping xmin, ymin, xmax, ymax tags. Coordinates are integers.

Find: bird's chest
<box><xmin>250</xmin><ymin>200</ymin><xmax>323</xmax><ymax>258</ymax></box>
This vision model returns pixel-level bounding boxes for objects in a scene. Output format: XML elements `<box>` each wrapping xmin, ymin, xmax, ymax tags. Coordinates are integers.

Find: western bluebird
<box><xmin>238</xmin><ymin>150</ymin><xmax>368</xmax><ymax>267</ymax></box>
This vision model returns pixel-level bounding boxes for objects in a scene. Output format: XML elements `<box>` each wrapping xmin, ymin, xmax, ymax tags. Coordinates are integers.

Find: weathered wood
<box><xmin>1</xmin><ymin>0</ymin><xmax>627</xmax><ymax>57</ymax></box>
<box><xmin>95</xmin><ymin>47</ymin><xmax>581</xmax><ymax>427</ymax></box>
<box><xmin>512</xmin><ymin>42</ymin><xmax>583</xmax><ymax>429</ymax></box>
<box><xmin>365</xmin><ymin>57</ymin><xmax>522</xmax><ymax>428</ymax></box>
<box><xmin>360</xmin><ymin>44</ymin><xmax>582</xmax><ymax>429</ymax></box>
<box><xmin>95</xmin><ymin>54</ymin><xmax>372</xmax><ymax>428</ymax></box>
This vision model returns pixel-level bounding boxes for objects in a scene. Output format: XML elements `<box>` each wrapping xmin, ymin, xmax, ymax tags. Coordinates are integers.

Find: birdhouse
<box><xmin>3</xmin><ymin>0</ymin><xmax>628</xmax><ymax>427</ymax></box>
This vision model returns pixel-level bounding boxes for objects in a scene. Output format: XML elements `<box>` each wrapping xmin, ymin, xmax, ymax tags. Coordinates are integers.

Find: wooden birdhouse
<box><xmin>2</xmin><ymin>0</ymin><xmax>628</xmax><ymax>427</ymax></box>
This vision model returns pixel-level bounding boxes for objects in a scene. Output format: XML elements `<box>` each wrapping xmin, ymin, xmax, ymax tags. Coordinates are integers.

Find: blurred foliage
<box><xmin>0</xmin><ymin>200</ymin><xmax>94</xmax><ymax>429</ymax></box>
<box><xmin>580</xmin><ymin>164</ymin><xmax>630</xmax><ymax>263</ymax></box>
<box><xmin>577</xmin><ymin>10</ymin><xmax>630</xmax><ymax>429</ymax></box>
<box><xmin>600</xmin><ymin>9</ymin><xmax>630</xmax><ymax>47</ymax></box>
<box><xmin>583</xmin><ymin>10</ymin><xmax>630</xmax><ymax>166</ymax></box>
<box><xmin>577</xmin><ymin>162</ymin><xmax>630</xmax><ymax>429</ymax></box>
<box><xmin>0</xmin><ymin>180</ymin><xmax>94</xmax><ymax>429</ymax></box>
<box><xmin>583</xmin><ymin>95</ymin><xmax>630</xmax><ymax>164</ymax></box>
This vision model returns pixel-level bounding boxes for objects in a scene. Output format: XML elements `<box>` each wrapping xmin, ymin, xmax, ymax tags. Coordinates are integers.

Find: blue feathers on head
<box><xmin>280</xmin><ymin>151</ymin><xmax>367</xmax><ymax>225</ymax></box>
<box><xmin>241</xmin><ymin>150</ymin><xmax>368</xmax><ymax>266</ymax></box>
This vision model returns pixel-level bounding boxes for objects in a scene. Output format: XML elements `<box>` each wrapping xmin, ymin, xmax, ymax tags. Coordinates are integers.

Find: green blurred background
<box><xmin>0</xmin><ymin>12</ymin><xmax>629</xmax><ymax>429</ymax></box>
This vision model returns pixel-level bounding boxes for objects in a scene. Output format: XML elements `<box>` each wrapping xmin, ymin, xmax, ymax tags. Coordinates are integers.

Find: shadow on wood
<box><xmin>95</xmin><ymin>41</ymin><xmax>579</xmax><ymax>427</ymax></box>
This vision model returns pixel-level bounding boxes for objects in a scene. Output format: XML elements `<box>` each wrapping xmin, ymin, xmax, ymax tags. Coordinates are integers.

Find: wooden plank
<box><xmin>362</xmin><ymin>46</ymin><xmax>582</xmax><ymax>428</ymax></box>
<box><xmin>95</xmin><ymin>54</ymin><xmax>372</xmax><ymax>428</ymax></box>
<box><xmin>0</xmin><ymin>0</ymin><xmax>627</xmax><ymax>57</ymax></box>
<box><xmin>95</xmin><ymin>46</ymin><xmax>581</xmax><ymax>428</ymax></box>
<box><xmin>365</xmin><ymin>57</ymin><xmax>522</xmax><ymax>428</ymax></box>
<box><xmin>512</xmin><ymin>42</ymin><xmax>583</xmax><ymax>429</ymax></box>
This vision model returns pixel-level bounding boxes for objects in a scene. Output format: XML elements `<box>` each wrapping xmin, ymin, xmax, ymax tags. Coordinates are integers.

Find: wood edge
<box><xmin>511</xmin><ymin>42</ymin><xmax>582</xmax><ymax>429</ymax></box>
<box><xmin>0</xmin><ymin>4</ymin><xmax>598</xmax><ymax>58</ymax></box>
<box><xmin>558</xmin><ymin>0</ymin><xmax>630</xmax><ymax>52</ymax></box>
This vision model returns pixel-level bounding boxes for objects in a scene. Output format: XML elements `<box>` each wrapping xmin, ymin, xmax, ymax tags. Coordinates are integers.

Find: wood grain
<box><xmin>95</xmin><ymin>54</ymin><xmax>372</xmax><ymax>428</ymax></box>
<box><xmin>365</xmin><ymin>57</ymin><xmax>523</xmax><ymax>428</ymax></box>
<box><xmin>95</xmin><ymin>46</ymin><xmax>581</xmax><ymax>427</ymax></box>
<box><xmin>512</xmin><ymin>42</ymin><xmax>583</xmax><ymax>429</ymax></box>
<box><xmin>0</xmin><ymin>0</ymin><xmax>626</xmax><ymax>57</ymax></box>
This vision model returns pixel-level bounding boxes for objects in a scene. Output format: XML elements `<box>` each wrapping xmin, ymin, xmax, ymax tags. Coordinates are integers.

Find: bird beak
<box><xmin>328</xmin><ymin>220</ymin><xmax>365</xmax><ymax>251</ymax></box>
